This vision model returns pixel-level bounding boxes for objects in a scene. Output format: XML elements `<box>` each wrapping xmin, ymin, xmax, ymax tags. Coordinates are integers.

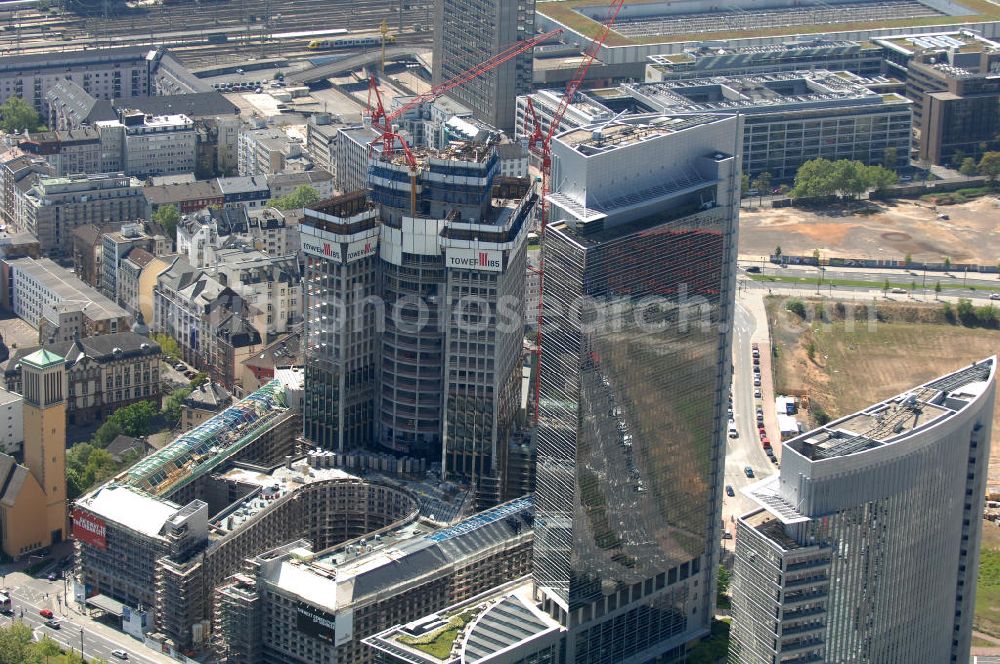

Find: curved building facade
<box><xmin>729</xmin><ymin>358</ymin><xmax>996</xmax><ymax>664</ymax></box>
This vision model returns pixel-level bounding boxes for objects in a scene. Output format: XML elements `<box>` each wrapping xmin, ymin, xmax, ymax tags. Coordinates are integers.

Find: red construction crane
<box><xmin>366</xmin><ymin>27</ymin><xmax>564</xmax><ymax>170</ymax></box>
<box><xmin>526</xmin><ymin>0</ymin><xmax>627</xmax><ymax>424</ymax></box>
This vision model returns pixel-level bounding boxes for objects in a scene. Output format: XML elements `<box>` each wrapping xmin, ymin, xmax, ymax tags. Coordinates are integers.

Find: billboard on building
<box><xmin>445</xmin><ymin>248</ymin><xmax>503</xmax><ymax>272</ymax></box>
<box><xmin>72</xmin><ymin>509</ymin><xmax>107</xmax><ymax>549</ymax></box>
<box><xmin>296</xmin><ymin>602</ymin><xmax>337</xmax><ymax>643</ymax></box>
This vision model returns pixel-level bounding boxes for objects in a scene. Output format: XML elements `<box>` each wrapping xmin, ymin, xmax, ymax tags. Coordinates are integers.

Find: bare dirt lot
<box><xmin>740</xmin><ymin>196</ymin><xmax>1000</xmax><ymax>264</ymax></box>
<box><xmin>766</xmin><ymin>296</ymin><xmax>1000</xmax><ymax>484</ymax></box>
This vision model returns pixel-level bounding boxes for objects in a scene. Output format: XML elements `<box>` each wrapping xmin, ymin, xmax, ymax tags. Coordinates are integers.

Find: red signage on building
<box><xmin>72</xmin><ymin>509</ymin><xmax>107</xmax><ymax>550</ymax></box>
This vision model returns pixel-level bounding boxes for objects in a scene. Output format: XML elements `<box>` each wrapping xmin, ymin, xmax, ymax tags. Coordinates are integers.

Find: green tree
<box><xmin>934</xmin><ymin>281</ymin><xmax>942</xmax><ymax>299</ymax></box>
<box><xmin>786</xmin><ymin>299</ymin><xmax>807</xmax><ymax>318</ymax></box>
<box><xmin>268</xmin><ymin>185</ymin><xmax>320</xmax><ymax>210</ymax></box>
<box><xmin>959</xmin><ymin>157</ymin><xmax>978</xmax><ymax>179</ymax></box>
<box><xmin>944</xmin><ymin>256</ymin><xmax>952</xmax><ymax>272</ymax></box>
<box><xmin>863</xmin><ymin>164</ymin><xmax>898</xmax><ymax>193</ymax></box>
<box><xmin>956</xmin><ymin>297</ymin><xmax>975</xmax><ymax>321</ymax></box>
<box><xmin>978</xmin><ymin>152</ymin><xmax>1000</xmax><ymax>185</ymax></box>
<box><xmin>0</xmin><ymin>96</ymin><xmax>42</xmax><ymax>134</ymax></box>
<box><xmin>162</xmin><ymin>386</ymin><xmax>193</xmax><ymax>426</ymax></box>
<box><xmin>791</xmin><ymin>158</ymin><xmax>836</xmax><ymax>199</ymax></box>
<box><xmin>0</xmin><ymin>622</ymin><xmax>33</xmax><ymax>664</ymax></box>
<box><xmin>740</xmin><ymin>173</ymin><xmax>750</xmax><ymax>197</ymax></box>
<box><xmin>882</xmin><ymin>146</ymin><xmax>898</xmax><ymax>171</ymax></box>
<box><xmin>774</xmin><ymin>245</ymin><xmax>782</xmax><ymax>261</ymax></box>
<box><xmin>717</xmin><ymin>564</ymin><xmax>731</xmax><ymax>598</ymax></box>
<box><xmin>977</xmin><ymin>304</ymin><xmax>998</xmax><ymax>323</ymax></box>
<box><xmin>812</xmin><ymin>248</ymin><xmax>821</xmax><ymax>264</ymax></box>
<box><xmin>751</xmin><ymin>171</ymin><xmax>771</xmax><ymax>205</ymax></box>
<box><xmin>904</xmin><ymin>253</ymin><xmax>912</xmax><ymax>267</ymax></box>
<box><xmin>951</xmin><ymin>149</ymin><xmax>965</xmax><ymax>168</ymax></box>
<box><xmin>152</xmin><ymin>332</ymin><xmax>180</xmax><ymax>359</ymax></box>
<box><xmin>152</xmin><ymin>204</ymin><xmax>181</xmax><ymax>244</ymax></box>
<box><xmin>883</xmin><ymin>278</ymin><xmax>891</xmax><ymax>296</ymax></box>
<box><xmin>67</xmin><ymin>442</ymin><xmax>121</xmax><ymax>500</ymax></box>
<box><xmin>92</xmin><ymin>400</ymin><xmax>157</xmax><ymax>447</ymax></box>
<box><xmin>806</xmin><ymin>339</ymin><xmax>817</xmax><ymax>362</ymax></box>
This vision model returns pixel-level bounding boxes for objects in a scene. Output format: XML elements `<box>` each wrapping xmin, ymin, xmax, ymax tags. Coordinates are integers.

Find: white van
<box><xmin>728</xmin><ymin>424</ymin><xmax>739</xmax><ymax>438</ymax></box>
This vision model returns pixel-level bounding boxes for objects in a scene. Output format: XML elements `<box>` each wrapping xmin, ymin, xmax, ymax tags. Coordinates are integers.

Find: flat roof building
<box><xmin>645</xmin><ymin>38</ymin><xmax>884</xmax><ymax>82</ymax></box>
<box><xmin>2</xmin><ymin>256</ymin><xmax>131</xmax><ymax>335</ymax></box>
<box><xmin>214</xmin><ymin>496</ymin><xmax>534</xmax><ymax>664</ymax></box>
<box><xmin>729</xmin><ymin>358</ymin><xmax>996</xmax><ymax>664</ymax></box>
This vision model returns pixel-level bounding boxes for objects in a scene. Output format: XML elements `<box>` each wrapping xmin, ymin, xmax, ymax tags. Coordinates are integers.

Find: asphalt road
<box><xmin>742</xmin><ymin>262</ymin><xmax>1000</xmax><ymax>293</ymax></box>
<box><xmin>0</xmin><ymin>576</ymin><xmax>172</xmax><ymax>664</ymax></box>
<box><xmin>721</xmin><ymin>301</ymin><xmax>776</xmax><ymax>537</ymax></box>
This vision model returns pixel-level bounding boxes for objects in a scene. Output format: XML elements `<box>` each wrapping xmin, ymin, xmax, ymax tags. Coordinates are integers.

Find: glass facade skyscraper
<box><xmin>729</xmin><ymin>358</ymin><xmax>996</xmax><ymax>664</ymax></box>
<box><xmin>532</xmin><ymin>114</ymin><xmax>741</xmax><ymax>663</ymax></box>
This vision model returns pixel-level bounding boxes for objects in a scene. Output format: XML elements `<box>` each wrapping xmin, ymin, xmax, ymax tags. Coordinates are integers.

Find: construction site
<box><xmin>72</xmin><ymin>369</ymin><xmax>475</xmax><ymax>656</ymax></box>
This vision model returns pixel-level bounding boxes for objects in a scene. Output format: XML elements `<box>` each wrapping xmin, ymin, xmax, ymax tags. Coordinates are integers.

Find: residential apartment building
<box><xmin>0</xmin><ymin>149</ymin><xmax>53</xmax><ymax>230</ymax></box>
<box><xmin>4</xmin><ymin>332</ymin><xmax>160</xmax><ymax>426</ymax></box>
<box><xmin>181</xmin><ymin>381</ymin><xmax>233</xmax><ymax>431</ymax></box>
<box><xmin>266</xmin><ymin>170</ymin><xmax>334</xmax><ymax>201</ymax></box>
<box><xmin>303</xmin><ymin>139</ymin><xmax>533</xmax><ymax>506</ymax></box>
<box><xmin>238</xmin><ymin>128</ymin><xmax>306</xmax><ymax>176</ymax></box>
<box><xmin>0</xmin><ymin>46</ymin><xmax>154</xmax><ymax>115</ymax></box>
<box><xmin>0</xmin><ymin>386</ymin><xmax>23</xmax><ymax>455</ymax></box>
<box><xmin>729</xmin><ymin>359</ymin><xmax>996</xmax><ymax>664</ymax></box>
<box><xmin>526</xmin><ymin>113</ymin><xmax>740</xmax><ymax>663</ymax></box>
<box><xmin>44</xmin><ymin>79</ymin><xmax>116</xmax><ymax>130</ymax></box>
<box><xmin>216</xmin><ymin>176</ymin><xmax>270</xmax><ymax>210</ymax></box>
<box><xmin>432</xmin><ymin>0</ymin><xmax>535</xmax><ymax>131</ymax></box>
<box><xmin>144</xmin><ymin>180</ymin><xmax>224</xmax><ymax>216</ymax></box>
<box><xmin>17</xmin><ymin>173</ymin><xmax>146</xmax><ymax>255</ymax></box>
<box><xmin>305</xmin><ymin>113</ymin><xmax>339</xmax><ymax>174</ymax></box>
<box><xmin>72</xmin><ymin>222</ymin><xmax>125</xmax><ymax>289</ymax></box>
<box><xmin>1</xmin><ymin>256</ymin><xmax>131</xmax><ymax>336</ymax></box>
<box><xmin>101</xmin><ymin>110</ymin><xmax>197</xmax><ymax>178</ymax></box>
<box><xmin>18</xmin><ymin>129</ymin><xmax>104</xmax><ymax>177</ymax></box>
<box><xmin>100</xmin><ymin>222</ymin><xmax>168</xmax><ymax>304</ymax></box>
<box><xmin>214</xmin><ymin>497</ymin><xmax>534</xmax><ymax>664</ymax></box>
<box><xmin>331</xmin><ymin>125</ymin><xmax>382</xmax><ymax>194</ymax></box>
<box><xmin>117</xmin><ymin>247</ymin><xmax>157</xmax><ymax>318</ymax></box>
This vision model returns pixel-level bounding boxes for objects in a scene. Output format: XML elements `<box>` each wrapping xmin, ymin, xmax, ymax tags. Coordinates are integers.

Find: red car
<box><xmin>762</xmin><ymin>438</ymin><xmax>771</xmax><ymax>449</ymax></box>
<box><xmin>39</xmin><ymin>609</ymin><xmax>53</xmax><ymax>619</ymax></box>
<box><xmin>758</xmin><ymin>428</ymin><xmax>767</xmax><ymax>440</ymax></box>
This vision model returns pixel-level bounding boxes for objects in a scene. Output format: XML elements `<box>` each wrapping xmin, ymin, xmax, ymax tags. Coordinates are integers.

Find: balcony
<box><xmin>780</xmin><ymin>637</ymin><xmax>824</xmax><ymax>656</ymax></box>
<box><xmin>783</xmin><ymin>589</ymin><xmax>828</xmax><ymax>606</ymax></box>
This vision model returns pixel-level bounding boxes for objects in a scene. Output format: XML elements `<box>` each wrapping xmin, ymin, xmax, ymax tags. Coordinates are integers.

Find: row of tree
<box><xmin>0</xmin><ymin>622</ymin><xmax>104</xmax><ymax>663</ymax></box>
<box><xmin>0</xmin><ymin>97</ymin><xmax>45</xmax><ymax>134</ymax></box>
<box><xmin>788</xmin><ymin>158</ymin><xmax>898</xmax><ymax>200</ymax></box>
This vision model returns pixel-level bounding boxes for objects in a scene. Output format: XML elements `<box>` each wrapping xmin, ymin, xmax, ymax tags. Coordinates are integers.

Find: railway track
<box><xmin>0</xmin><ymin>0</ymin><xmax>433</xmax><ymax>67</ymax></box>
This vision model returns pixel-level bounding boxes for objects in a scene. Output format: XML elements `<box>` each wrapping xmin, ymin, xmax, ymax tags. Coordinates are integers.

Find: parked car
<box><xmin>753</xmin><ymin>377</ymin><xmax>761</xmax><ymax>387</ymax></box>
<box><xmin>754</xmin><ymin>388</ymin><xmax>761</xmax><ymax>398</ymax></box>
<box><xmin>46</xmin><ymin>572</ymin><xmax>57</xmax><ymax>581</ymax></box>
<box><xmin>746</xmin><ymin>266</ymin><xmax>761</xmax><ymax>273</ymax></box>
<box><xmin>744</xmin><ymin>466</ymin><xmax>754</xmax><ymax>478</ymax></box>
<box><xmin>39</xmin><ymin>609</ymin><xmax>53</xmax><ymax>618</ymax></box>
<box><xmin>991</xmin><ymin>292</ymin><xmax>1000</xmax><ymax>301</ymax></box>
<box><xmin>890</xmin><ymin>287</ymin><xmax>907</xmax><ymax>294</ymax></box>
<box><xmin>725</xmin><ymin>485</ymin><xmax>735</xmax><ymax>497</ymax></box>
<box><xmin>184</xmin><ymin>370</ymin><xmax>198</xmax><ymax>379</ymax></box>
<box><xmin>722</xmin><ymin>530</ymin><xmax>733</xmax><ymax>540</ymax></box>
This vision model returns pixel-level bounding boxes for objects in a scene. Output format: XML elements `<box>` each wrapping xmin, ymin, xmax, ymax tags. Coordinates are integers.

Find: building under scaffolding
<box><xmin>213</xmin><ymin>496</ymin><xmax>534</xmax><ymax>664</ymax></box>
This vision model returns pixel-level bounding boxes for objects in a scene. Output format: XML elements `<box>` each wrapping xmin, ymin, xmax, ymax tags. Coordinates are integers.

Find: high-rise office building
<box><xmin>531</xmin><ymin>113</ymin><xmax>741</xmax><ymax>663</ymax></box>
<box><xmin>302</xmin><ymin>141</ymin><xmax>535</xmax><ymax>505</ymax></box>
<box><xmin>432</xmin><ymin>0</ymin><xmax>535</xmax><ymax>132</ymax></box>
<box><xmin>729</xmin><ymin>358</ymin><xmax>996</xmax><ymax>664</ymax></box>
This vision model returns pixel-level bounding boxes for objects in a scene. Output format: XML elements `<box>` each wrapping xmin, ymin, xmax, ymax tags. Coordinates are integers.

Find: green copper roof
<box><xmin>21</xmin><ymin>348</ymin><xmax>64</xmax><ymax>369</ymax></box>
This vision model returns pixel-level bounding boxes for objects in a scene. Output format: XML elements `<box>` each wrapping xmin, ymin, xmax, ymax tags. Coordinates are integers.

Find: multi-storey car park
<box><xmin>72</xmin><ymin>368</ymin><xmax>474</xmax><ymax>656</ymax></box>
<box><xmin>213</xmin><ymin>496</ymin><xmax>534</xmax><ymax>664</ymax></box>
<box><xmin>729</xmin><ymin>358</ymin><xmax>995</xmax><ymax>664</ymax></box>
<box><xmin>534</xmin><ymin>0</ymin><xmax>1000</xmax><ymax>79</ymax></box>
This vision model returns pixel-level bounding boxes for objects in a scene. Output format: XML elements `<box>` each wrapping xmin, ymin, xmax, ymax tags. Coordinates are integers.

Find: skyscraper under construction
<box><xmin>302</xmin><ymin>139</ymin><xmax>535</xmax><ymax>505</ymax></box>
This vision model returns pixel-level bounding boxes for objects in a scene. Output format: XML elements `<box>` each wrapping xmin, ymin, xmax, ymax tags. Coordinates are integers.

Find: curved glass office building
<box><xmin>730</xmin><ymin>358</ymin><xmax>996</xmax><ymax>664</ymax></box>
